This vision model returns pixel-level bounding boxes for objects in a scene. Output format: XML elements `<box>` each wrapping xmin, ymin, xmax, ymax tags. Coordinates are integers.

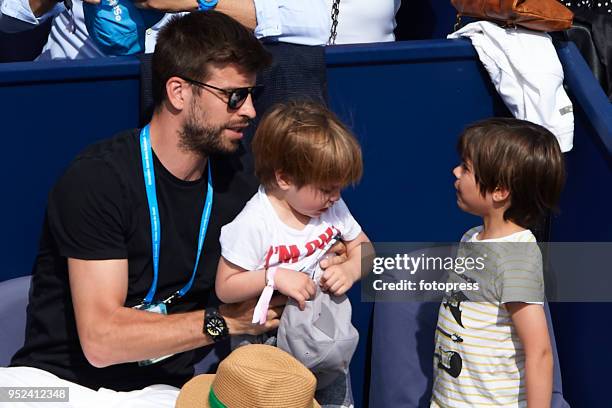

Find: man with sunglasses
<box><xmin>1</xmin><ymin>11</ymin><xmax>306</xmax><ymax>406</ymax></box>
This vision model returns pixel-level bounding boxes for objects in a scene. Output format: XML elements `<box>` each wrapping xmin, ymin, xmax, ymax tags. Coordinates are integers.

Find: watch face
<box><xmin>206</xmin><ymin>315</ymin><xmax>226</xmax><ymax>337</ymax></box>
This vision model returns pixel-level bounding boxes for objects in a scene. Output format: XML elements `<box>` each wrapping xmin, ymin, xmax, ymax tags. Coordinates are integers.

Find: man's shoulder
<box><xmin>52</xmin><ymin>129</ymin><xmax>140</xmax><ymax>196</ymax></box>
<box><xmin>74</xmin><ymin>129</ymin><xmax>139</xmax><ymax>163</ymax></box>
<box><xmin>63</xmin><ymin>129</ymin><xmax>140</xmax><ymax>179</ymax></box>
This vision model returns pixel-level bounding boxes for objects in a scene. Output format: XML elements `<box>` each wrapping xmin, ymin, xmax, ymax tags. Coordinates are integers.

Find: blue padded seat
<box><xmin>0</xmin><ymin>275</ymin><xmax>31</xmax><ymax>366</ymax></box>
<box><xmin>369</xmin><ymin>301</ymin><xmax>570</xmax><ymax>407</ymax></box>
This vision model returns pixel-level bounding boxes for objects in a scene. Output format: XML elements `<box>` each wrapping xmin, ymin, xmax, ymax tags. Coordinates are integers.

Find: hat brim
<box><xmin>176</xmin><ymin>374</ymin><xmax>215</xmax><ymax>408</ymax></box>
<box><xmin>176</xmin><ymin>374</ymin><xmax>321</xmax><ymax>408</ymax></box>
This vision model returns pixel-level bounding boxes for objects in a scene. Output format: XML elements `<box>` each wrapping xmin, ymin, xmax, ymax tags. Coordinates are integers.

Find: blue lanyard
<box><xmin>139</xmin><ymin>125</ymin><xmax>214</xmax><ymax>305</ymax></box>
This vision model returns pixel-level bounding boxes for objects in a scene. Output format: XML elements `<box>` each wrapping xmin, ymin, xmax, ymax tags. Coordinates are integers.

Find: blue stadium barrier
<box><xmin>0</xmin><ymin>57</ymin><xmax>140</xmax><ymax>282</ymax></box>
<box><xmin>0</xmin><ymin>39</ymin><xmax>611</xmax><ymax>407</ymax></box>
<box><xmin>548</xmin><ymin>41</ymin><xmax>612</xmax><ymax>408</ymax></box>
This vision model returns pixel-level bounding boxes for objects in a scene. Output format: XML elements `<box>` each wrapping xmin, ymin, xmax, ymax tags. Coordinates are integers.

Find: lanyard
<box><xmin>139</xmin><ymin>125</ymin><xmax>214</xmax><ymax>305</ymax></box>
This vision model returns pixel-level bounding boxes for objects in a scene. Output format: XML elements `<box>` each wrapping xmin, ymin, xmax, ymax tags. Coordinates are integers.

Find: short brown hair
<box><xmin>458</xmin><ymin>117</ymin><xmax>565</xmax><ymax>228</ymax></box>
<box><xmin>152</xmin><ymin>11</ymin><xmax>271</xmax><ymax>108</ymax></box>
<box><xmin>252</xmin><ymin>101</ymin><xmax>363</xmax><ymax>190</ymax></box>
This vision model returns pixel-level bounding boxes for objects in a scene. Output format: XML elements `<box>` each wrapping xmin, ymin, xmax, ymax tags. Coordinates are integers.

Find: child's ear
<box><xmin>274</xmin><ymin>171</ymin><xmax>292</xmax><ymax>191</ymax></box>
<box><xmin>492</xmin><ymin>186</ymin><xmax>510</xmax><ymax>203</ymax></box>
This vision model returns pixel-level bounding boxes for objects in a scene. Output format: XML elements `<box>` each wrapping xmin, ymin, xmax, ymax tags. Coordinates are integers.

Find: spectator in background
<box><xmin>0</xmin><ymin>0</ymin><xmax>400</xmax><ymax>60</ymax></box>
<box><xmin>561</xmin><ymin>0</ymin><xmax>611</xmax><ymax>14</ymax></box>
<box><xmin>0</xmin><ymin>0</ymin><xmax>255</xmax><ymax>58</ymax></box>
<box><xmin>558</xmin><ymin>0</ymin><xmax>612</xmax><ymax>100</ymax></box>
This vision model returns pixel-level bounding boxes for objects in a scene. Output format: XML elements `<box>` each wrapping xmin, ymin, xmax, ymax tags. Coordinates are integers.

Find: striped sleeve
<box><xmin>498</xmin><ymin>241</ymin><xmax>544</xmax><ymax>304</ymax></box>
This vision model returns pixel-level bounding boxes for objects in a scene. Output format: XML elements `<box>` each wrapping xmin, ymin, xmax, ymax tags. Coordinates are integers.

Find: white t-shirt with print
<box><xmin>220</xmin><ymin>186</ymin><xmax>362</xmax><ymax>277</ymax></box>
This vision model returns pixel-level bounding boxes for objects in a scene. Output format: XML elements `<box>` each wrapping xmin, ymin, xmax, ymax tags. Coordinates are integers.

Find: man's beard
<box><xmin>178</xmin><ymin>100</ymin><xmax>245</xmax><ymax>156</ymax></box>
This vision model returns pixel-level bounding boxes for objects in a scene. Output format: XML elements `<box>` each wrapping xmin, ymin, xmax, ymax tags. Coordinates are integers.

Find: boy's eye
<box><xmin>319</xmin><ymin>186</ymin><xmax>340</xmax><ymax>196</ymax></box>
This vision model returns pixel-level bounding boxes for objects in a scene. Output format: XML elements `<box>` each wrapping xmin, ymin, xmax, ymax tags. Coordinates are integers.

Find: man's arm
<box><xmin>69</xmin><ymin>257</ymin><xmax>282</xmax><ymax>368</ymax></box>
<box><xmin>127</xmin><ymin>0</ymin><xmax>256</xmax><ymax>29</ymax></box>
<box><xmin>506</xmin><ymin>302</ymin><xmax>553</xmax><ymax>408</ymax></box>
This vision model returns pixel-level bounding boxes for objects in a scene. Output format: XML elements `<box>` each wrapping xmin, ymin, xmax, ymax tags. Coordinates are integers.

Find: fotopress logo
<box><xmin>370</xmin><ymin>278</ymin><xmax>480</xmax><ymax>293</ymax></box>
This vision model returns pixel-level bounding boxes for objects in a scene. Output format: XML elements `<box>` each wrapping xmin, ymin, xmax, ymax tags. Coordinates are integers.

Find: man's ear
<box><xmin>274</xmin><ymin>171</ymin><xmax>292</xmax><ymax>191</ymax></box>
<box><xmin>492</xmin><ymin>186</ymin><xmax>510</xmax><ymax>203</ymax></box>
<box><xmin>165</xmin><ymin>77</ymin><xmax>189</xmax><ymax>111</ymax></box>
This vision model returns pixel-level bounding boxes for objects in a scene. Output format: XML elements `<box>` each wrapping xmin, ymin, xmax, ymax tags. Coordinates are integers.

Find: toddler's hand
<box><xmin>274</xmin><ymin>267</ymin><xmax>316</xmax><ymax>310</ymax></box>
<box><xmin>319</xmin><ymin>264</ymin><xmax>356</xmax><ymax>296</ymax></box>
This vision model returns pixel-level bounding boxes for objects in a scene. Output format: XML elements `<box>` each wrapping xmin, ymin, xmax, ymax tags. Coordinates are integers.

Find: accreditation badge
<box><xmin>133</xmin><ymin>302</ymin><xmax>175</xmax><ymax>366</ymax></box>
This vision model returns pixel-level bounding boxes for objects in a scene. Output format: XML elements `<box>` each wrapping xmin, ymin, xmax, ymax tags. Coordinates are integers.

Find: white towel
<box><xmin>449</xmin><ymin>21</ymin><xmax>574</xmax><ymax>152</ymax></box>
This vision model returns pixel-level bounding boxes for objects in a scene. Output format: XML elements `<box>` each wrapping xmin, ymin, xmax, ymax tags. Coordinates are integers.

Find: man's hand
<box><xmin>220</xmin><ymin>295</ymin><xmax>286</xmax><ymax>335</ymax></box>
<box><xmin>274</xmin><ymin>267</ymin><xmax>316</xmax><ymax>310</ymax></box>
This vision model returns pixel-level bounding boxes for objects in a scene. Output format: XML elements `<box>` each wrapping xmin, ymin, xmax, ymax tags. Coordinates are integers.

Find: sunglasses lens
<box><xmin>229</xmin><ymin>89</ymin><xmax>249</xmax><ymax>109</ymax></box>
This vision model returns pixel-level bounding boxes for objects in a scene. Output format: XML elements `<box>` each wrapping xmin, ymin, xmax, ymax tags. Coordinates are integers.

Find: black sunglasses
<box><xmin>178</xmin><ymin>76</ymin><xmax>263</xmax><ymax>109</ymax></box>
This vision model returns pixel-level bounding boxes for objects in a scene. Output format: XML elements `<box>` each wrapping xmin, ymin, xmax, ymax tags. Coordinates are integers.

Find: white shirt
<box><xmin>255</xmin><ymin>0</ymin><xmax>401</xmax><ymax>45</ymax></box>
<box><xmin>448</xmin><ymin>21</ymin><xmax>574</xmax><ymax>152</ymax></box>
<box><xmin>0</xmin><ymin>0</ymin><xmax>400</xmax><ymax>60</ymax></box>
<box><xmin>220</xmin><ymin>186</ymin><xmax>361</xmax><ymax>274</ymax></box>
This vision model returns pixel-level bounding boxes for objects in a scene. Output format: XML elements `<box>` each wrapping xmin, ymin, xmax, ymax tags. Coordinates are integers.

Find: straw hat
<box><xmin>176</xmin><ymin>344</ymin><xmax>320</xmax><ymax>408</ymax></box>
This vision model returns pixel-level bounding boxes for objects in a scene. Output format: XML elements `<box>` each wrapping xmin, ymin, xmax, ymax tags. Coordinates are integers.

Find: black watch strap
<box><xmin>204</xmin><ymin>307</ymin><xmax>229</xmax><ymax>342</ymax></box>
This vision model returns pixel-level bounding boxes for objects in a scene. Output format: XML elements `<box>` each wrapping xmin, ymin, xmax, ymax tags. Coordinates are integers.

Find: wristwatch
<box><xmin>204</xmin><ymin>307</ymin><xmax>229</xmax><ymax>342</ymax></box>
<box><xmin>197</xmin><ymin>0</ymin><xmax>218</xmax><ymax>11</ymax></box>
